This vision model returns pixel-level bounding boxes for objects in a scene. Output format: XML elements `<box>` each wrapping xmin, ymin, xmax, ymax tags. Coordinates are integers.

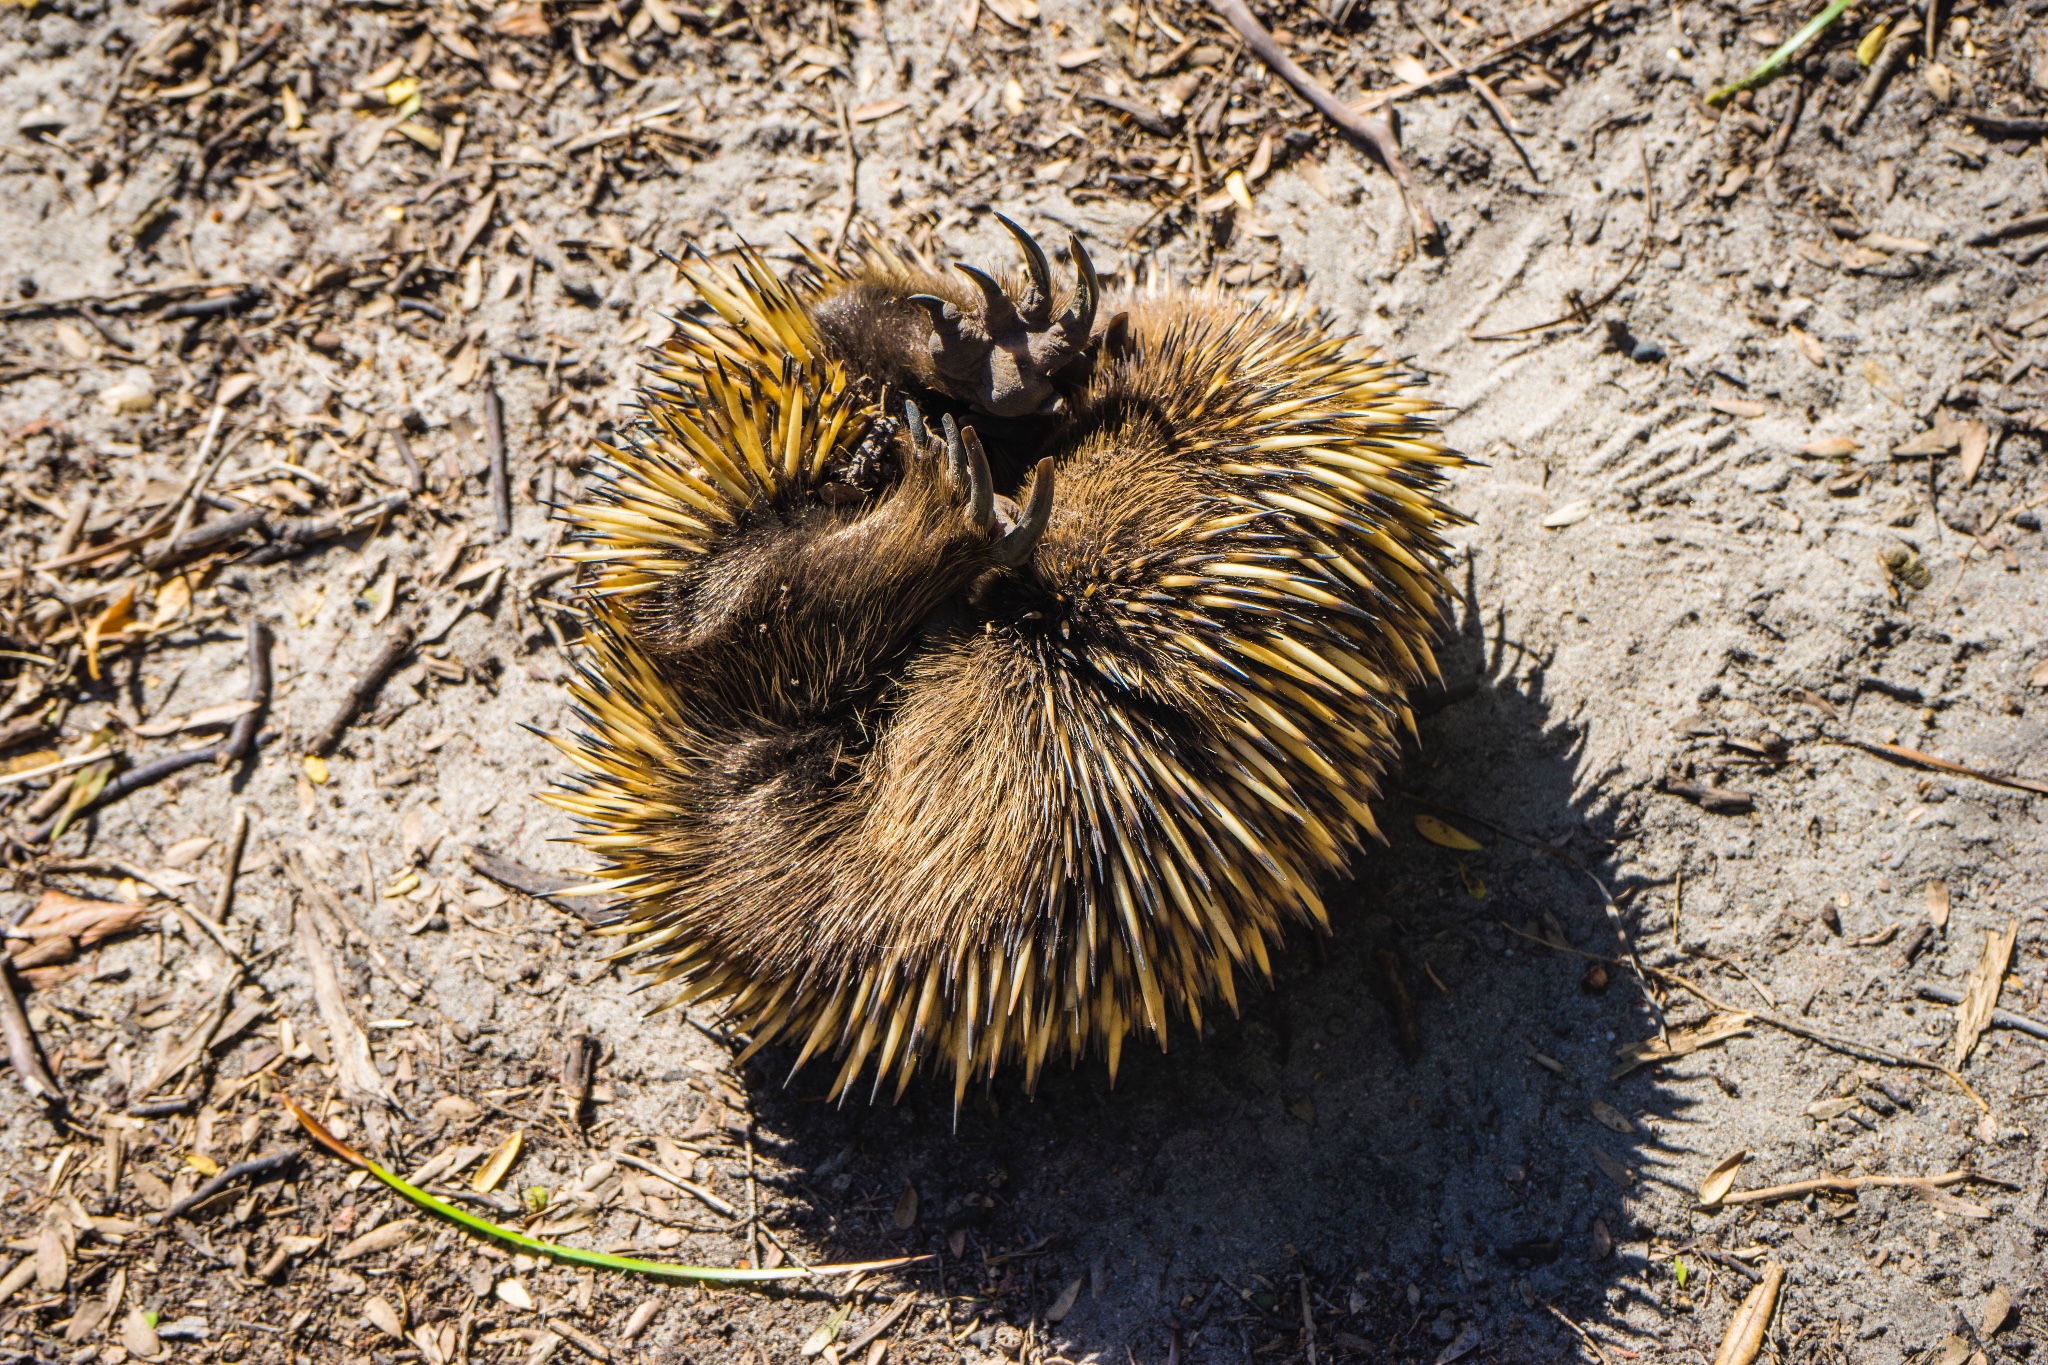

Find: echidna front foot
<box><xmin>902</xmin><ymin>400</ymin><xmax>1055</xmax><ymax>568</ymax></box>
<box><xmin>906</xmin><ymin>217</ymin><xmax>1099</xmax><ymax>418</ymax></box>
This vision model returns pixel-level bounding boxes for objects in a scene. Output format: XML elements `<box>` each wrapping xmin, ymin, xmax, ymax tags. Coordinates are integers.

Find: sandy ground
<box><xmin>1</xmin><ymin>0</ymin><xmax>2045</xmax><ymax>1362</ymax></box>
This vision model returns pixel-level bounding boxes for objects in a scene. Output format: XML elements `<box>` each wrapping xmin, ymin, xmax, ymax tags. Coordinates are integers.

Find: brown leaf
<box><xmin>473</xmin><ymin>1130</ymin><xmax>523</xmax><ymax>1193</ymax></box>
<box><xmin>1589</xmin><ymin>1101</ymin><xmax>1633</xmax><ymax>1134</ymax></box>
<box><xmin>1587</xmin><ymin>1146</ymin><xmax>1633</xmax><ymax>1188</ymax></box>
<box><xmin>364</xmin><ymin>1295</ymin><xmax>407</xmax><ymax>1339</ymax></box>
<box><xmin>1952</xmin><ymin>922</ymin><xmax>2018</xmax><ymax>1068</ymax></box>
<box><xmin>335</xmin><ymin>1220</ymin><xmax>419</xmax><ymax>1261</ymax></box>
<box><xmin>1709</xmin><ymin>397</ymin><xmax>1768</xmax><ymax>418</ymax></box>
<box><xmin>1979</xmin><ymin>1285</ymin><xmax>2014</xmax><ymax>1337</ymax></box>
<box><xmin>84</xmin><ymin>583</ymin><xmax>137</xmax><ymax>682</ymax></box>
<box><xmin>491</xmin><ymin>3</ymin><xmax>552</xmax><ymax>36</ymax></box>
<box><xmin>848</xmin><ymin>98</ymin><xmax>908</xmax><ymax>124</ymax></box>
<box><xmin>1413</xmin><ymin>814</ymin><xmax>1481</xmax><ymax>850</ymax></box>
<box><xmin>1713</xmin><ymin>1263</ymin><xmax>1783</xmax><ymax>1365</ymax></box>
<box><xmin>1697</xmin><ymin>1149</ymin><xmax>1748</xmax><ymax>1208</ymax></box>
<box><xmin>1957</xmin><ymin>421</ymin><xmax>1990</xmax><ymax>485</ymax></box>
<box><xmin>892</xmin><ymin>1181</ymin><xmax>919</xmax><ymax>1229</ymax></box>
<box><xmin>1611</xmin><ymin>1013</ymin><xmax>1752</xmax><ymax>1080</ymax></box>
<box><xmin>1925</xmin><ymin>880</ymin><xmax>1951</xmax><ymax>930</ymax></box>
<box><xmin>1045</xmin><ymin>1275</ymin><xmax>1083</xmax><ymax>1323</ymax></box>
<box><xmin>1800</xmin><ymin>435</ymin><xmax>1859</xmax><ymax>458</ymax></box>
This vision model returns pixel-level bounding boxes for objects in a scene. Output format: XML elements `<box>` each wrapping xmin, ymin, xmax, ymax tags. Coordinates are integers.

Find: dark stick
<box><xmin>387</xmin><ymin>421</ymin><xmax>426</xmax><ymax>495</ymax></box>
<box><xmin>143</xmin><ymin>507</ymin><xmax>268</xmax><ymax>570</ymax></box>
<box><xmin>0</xmin><ymin>957</ymin><xmax>64</xmax><ymax>1115</ymax></box>
<box><xmin>1845</xmin><ymin>25</ymin><xmax>1917</xmax><ymax>133</ymax></box>
<box><xmin>158</xmin><ymin>1148</ymin><xmax>300</xmax><ymax>1222</ymax></box>
<box><xmin>23</xmin><ymin>730</ymin><xmax>282</xmax><ymax>844</ymax></box>
<box><xmin>1916</xmin><ymin>984</ymin><xmax>2048</xmax><ymax>1042</ymax></box>
<box><xmin>242</xmin><ymin>493</ymin><xmax>410</xmax><ymax>566</ymax></box>
<box><xmin>1762</xmin><ymin>77</ymin><xmax>1806</xmax><ymax>163</ymax></box>
<box><xmin>1966</xmin><ymin>211</ymin><xmax>2048</xmax><ymax>248</ymax></box>
<box><xmin>307</xmin><ymin>624</ymin><xmax>415</xmax><ymax>758</ymax></box>
<box><xmin>1204</xmin><ymin>0</ymin><xmax>1438</xmax><ymax>243</ymax></box>
<box><xmin>485</xmin><ymin>382</ymin><xmax>511</xmax><ymax>540</ymax></box>
<box><xmin>127</xmin><ymin>1096</ymin><xmax>199</xmax><ymax>1118</ymax></box>
<box><xmin>1958</xmin><ymin>113</ymin><xmax>2048</xmax><ymax>140</ymax></box>
<box><xmin>465</xmin><ymin>845</ymin><xmax>620</xmax><ymax>924</ymax></box>
<box><xmin>221</xmin><ymin>618</ymin><xmax>273</xmax><ymax>766</ymax></box>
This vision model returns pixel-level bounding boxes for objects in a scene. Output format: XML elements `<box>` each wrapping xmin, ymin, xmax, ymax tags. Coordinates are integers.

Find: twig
<box><xmin>1656</xmin><ymin>967</ymin><xmax>1990</xmax><ymax>1113</ymax></box>
<box><xmin>1832</xmin><ymin>737</ymin><xmax>2048</xmax><ymax>797</ymax></box>
<box><xmin>220</xmin><ymin>620</ymin><xmax>273</xmax><ymax>767</ymax></box>
<box><xmin>0</xmin><ymin>280</ymin><xmax>243</xmax><ymax>322</ymax></box>
<box><xmin>1408</xmin><ymin>793</ymin><xmax>1667</xmax><ymax>1040</ymax></box>
<box><xmin>212</xmin><ymin>806</ymin><xmax>252</xmax><ymax>928</ymax></box>
<box><xmin>22</xmin><ymin>732</ymin><xmax>279</xmax><ymax>846</ymax></box>
<box><xmin>165</xmin><ymin>401</ymin><xmax>234</xmax><ymax>548</ymax></box>
<box><xmin>241</xmin><ymin>492</ymin><xmax>410</xmax><ymax>566</ymax></box>
<box><xmin>0</xmin><ymin>746</ymin><xmax>116</xmax><ymax>789</ymax></box>
<box><xmin>145</xmin><ymin>507</ymin><xmax>268</xmax><ymax>570</ymax></box>
<box><xmin>387</xmin><ymin>420</ymin><xmax>426</xmax><ymax>495</ymax></box>
<box><xmin>307</xmin><ymin>623</ymin><xmax>415</xmax><ymax>757</ymax></box>
<box><xmin>0</xmin><ymin>957</ymin><xmax>64</xmax><ymax>1115</ymax></box>
<box><xmin>832</xmin><ymin>95</ymin><xmax>860</xmax><ymax>253</ymax></box>
<box><xmin>1472</xmin><ymin>144</ymin><xmax>1657</xmax><ymax>340</ymax></box>
<box><xmin>1706</xmin><ymin>0</ymin><xmax>1855</xmax><ymax>107</ymax></box>
<box><xmin>1718</xmin><ymin>1170</ymin><xmax>1971</xmax><ymax>1207</ymax></box>
<box><xmin>1206</xmin><ymin>0</ymin><xmax>1438</xmax><ymax>243</ymax></box>
<box><xmin>1966</xmin><ymin>210</ymin><xmax>2048</xmax><ymax>248</ymax></box>
<box><xmin>280</xmin><ymin>844</ymin><xmax>424</xmax><ymax>1002</ymax></box>
<box><xmin>484</xmin><ymin>382</ymin><xmax>511</xmax><ymax>541</ymax></box>
<box><xmin>1404</xmin><ymin>3</ymin><xmax>1539</xmax><ymax>183</ymax></box>
<box><xmin>1761</xmin><ymin>77</ymin><xmax>1806</xmax><ymax>165</ymax></box>
<box><xmin>610</xmin><ymin>1152</ymin><xmax>740</xmax><ymax>1218</ymax></box>
<box><xmin>1917</xmin><ymin>984</ymin><xmax>2048</xmax><ymax>1042</ymax></box>
<box><xmin>464</xmin><ymin>845</ymin><xmax>621</xmax><ymax>925</ymax></box>
<box><xmin>1846</xmin><ymin>20</ymin><xmax>1920</xmax><ymax>133</ymax></box>
<box><xmin>1354</xmin><ymin>0</ymin><xmax>1610</xmax><ymax>112</ymax></box>
<box><xmin>291</xmin><ymin>891</ymin><xmax>392</xmax><ymax>1107</ymax></box>
<box><xmin>158</xmin><ymin>1148</ymin><xmax>299</xmax><ymax>1222</ymax></box>
<box><xmin>1543</xmin><ymin>1302</ymin><xmax>1612</xmax><ymax>1365</ymax></box>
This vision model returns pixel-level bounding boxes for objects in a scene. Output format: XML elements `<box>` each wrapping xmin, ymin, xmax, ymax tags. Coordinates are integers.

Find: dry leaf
<box><xmin>1800</xmin><ymin>435</ymin><xmax>1859</xmax><ymax>458</ymax></box>
<box><xmin>474</xmin><ymin>1130</ymin><xmax>524</xmax><ymax>1192</ymax></box>
<box><xmin>1589</xmin><ymin>1101</ymin><xmax>1634</xmax><ymax>1134</ymax></box>
<box><xmin>495</xmin><ymin>1279</ymin><xmax>535</xmax><ymax>1310</ymax></box>
<box><xmin>1587</xmin><ymin>1146</ymin><xmax>1633</xmax><ymax>1188</ymax></box>
<box><xmin>491</xmin><ymin>2</ymin><xmax>551</xmax><ymax>36</ymax></box>
<box><xmin>85</xmin><ymin>584</ymin><xmax>137</xmax><ymax>682</ymax></box>
<box><xmin>1926</xmin><ymin>880</ymin><xmax>1951</xmax><ymax>929</ymax></box>
<box><xmin>892</xmin><ymin>1181</ymin><xmax>919</xmax><ymax>1228</ymax></box>
<box><xmin>1952</xmin><ymin>922</ymin><xmax>2018</xmax><ymax>1067</ymax></box>
<box><xmin>1611</xmin><ymin>1013</ymin><xmax>1751</xmax><ymax>1079</ymax></box>
<box><xmin>1712</xmin><ymin>1262</ymin><xmax>1783</xmax><ymax>1365</ymax></box>
<box><xmin>1045</xmin><ymin>1275</ymin><xmax>1083</xmax><ymax>1323</ymax></box>
<box><xmin>54</xmin><ymin>322</ymin><xmax>93</xmax><ymax>359</ymax></box>
<box><xmin>849</xmin><ymin>98</ymin><xmax>908</xmax><ymax>123</ymax></box>
<box><xmin>1957</xmin><ymin>421</ymin><xmax>1989</xmax><ymax>485</ymax></box>
<box><xmin>1709</xmin><ymin>397</ymin><xmax>1768</xmax><ymax>418</ymax></box>
<box><xmin>1788</xmin><ymin>327</ymin><xmax>1829</xmax><ymax>366</ymax></box>
<box><xmin>1910</xmin><ymin>1184</ymin><xmax>1992</xmax><ymax>1219</ymax></box>
<box><xmin>1389</xmin><ymin>53</ymin><xmax>1431</xmax><ymax>84</ymax></box>
<box><xmin>1414</xmin><ymin>814</ymin><xmax>1481</xmax><ymax>850</ymax></box>
<box><xmin>1457</xmin><ymin>862</ymin><xmax>1487</xmax><ymax>900</ymax></box>
<box><xmin>121</xmin><ymin>1309</ymin><xmax>163</xmax><ymax>1359</ymax></box>
<box><xmin>1979</xmin><ymin>1286</ymin><xmax>2014</xmax><ymax>1337</ymax></box>
<box><xmin>1697</xmin><ymin>1149</ymin><xmax>1748</xmax><ymax>1207</ymax></box>
<box><xmin>34</xmin><ymin>1222</ymin><xmax>67</xmax><ymax>1291</ymax></box>
<box><xmin>365</xmin><ymin>1295</ymin><xmax>406</xmax><ymax>1339</ymax></box>
<box><xmin>149</xmin><ymin>575</ymin><xmax>192</xmax><ymax>630</ymax></box>
<box><xmin>1540</xmin><ymin>500</ymin><xmax>1593</xmax><ymax>528</ymax></box>
<box><xmin>336</xmin><ymin>1220</ymin><xmax>418</xmax><ymax>1261</ymax></box>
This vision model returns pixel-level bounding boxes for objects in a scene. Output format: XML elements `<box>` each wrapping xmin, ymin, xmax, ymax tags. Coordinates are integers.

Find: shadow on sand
<box><xmin>735</xmin><ymin>561</ymin><xmax>1691</xmax><ymax>1364</ymax></box>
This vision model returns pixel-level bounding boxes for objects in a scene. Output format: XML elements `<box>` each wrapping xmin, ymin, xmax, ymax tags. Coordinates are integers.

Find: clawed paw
<box><xmin>907</xmin><ymin>215</ymin><xmax>1099</xmax><ymax>419</ymax></box>
<box><xmin>902</xmin><ymin>399</ymin><xmax>1054</xmax><ymax>568</ymax></box>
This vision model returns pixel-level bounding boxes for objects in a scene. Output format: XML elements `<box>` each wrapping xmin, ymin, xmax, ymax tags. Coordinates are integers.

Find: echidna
<box><xmin>546</xmin><ymin>220</ymin><xmax>1464</xmax><ymax>1105</ymax></box>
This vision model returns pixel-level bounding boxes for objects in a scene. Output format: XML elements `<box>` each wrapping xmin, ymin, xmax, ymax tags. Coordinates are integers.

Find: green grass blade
<box><xmin>283</xmin><ymin>1095</ymin><xmax>928</xmax><ymax>1285</ymax></box>
<box><xmin>1707</xmin><ymin>0</ymin><xmax>1858</xmax><ymax>108</ymax></box>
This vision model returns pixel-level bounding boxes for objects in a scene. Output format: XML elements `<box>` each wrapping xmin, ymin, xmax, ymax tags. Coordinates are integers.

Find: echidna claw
<box><xmin>962</xmin><ymin>426</ymin><xmax>996</xmax><ymax>533</ymax></box>
<box><xmin>995</xmin><ymin>213</ymin><xmax>1054</xmax><ymax>327</ymax></box>
<box><xmin>995</xmin><ymin>458</ymin><xmax>1055</xmax><ymax>567</ymax></box>
<box><xmin>919</xmin><ymin>221</ymin><xmax>1104</xmax><ymax>417</ymax></box>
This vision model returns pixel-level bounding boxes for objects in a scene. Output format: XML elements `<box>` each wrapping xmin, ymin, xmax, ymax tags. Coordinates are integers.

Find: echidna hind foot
<box><xmin>547</xmin><ymin>225</ymin><xmax>1466</xmax><ymax>1106</ymax></box>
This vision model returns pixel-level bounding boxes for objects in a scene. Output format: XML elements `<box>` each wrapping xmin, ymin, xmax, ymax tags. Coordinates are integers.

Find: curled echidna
<box><xmin>547</xmin><ymin>221</ymin><xmax>1464</xmax><ymax>1104</ymax></box>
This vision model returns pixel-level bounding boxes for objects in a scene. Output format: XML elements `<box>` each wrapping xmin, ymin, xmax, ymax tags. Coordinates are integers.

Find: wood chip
<box><xmin>1951</xmin><ymin>922</ymin><xmax>2018</xmax><ymax>1068</ymax></box>
<box><xmin>848</xmin><ymin>99</ymin><xmax>907</xmax><ymax>124</ymax></box>
<box><xmin>1709</xmin><ymin>397</ymin><xmax>1768</xmax><ymax>418</ymax></box>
